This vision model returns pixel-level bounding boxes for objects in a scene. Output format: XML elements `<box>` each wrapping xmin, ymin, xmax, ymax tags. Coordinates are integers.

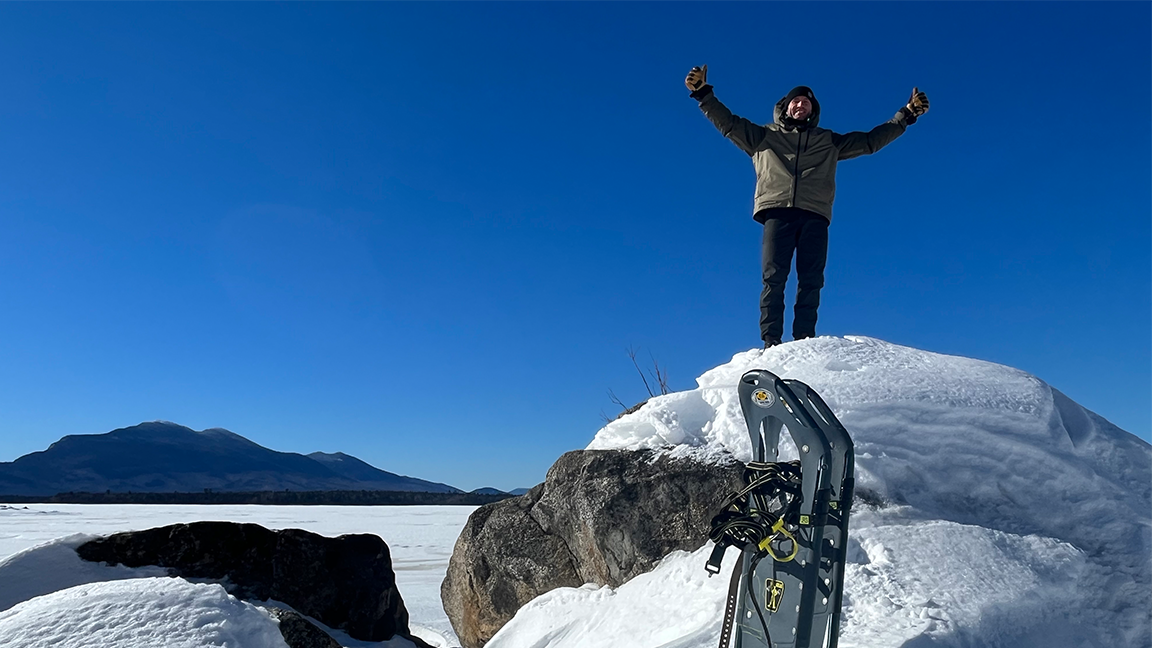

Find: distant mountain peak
<box><xmin>308</xmin><ymin>451</ymin><xmax>351</xmax><ymax>462</ymax></box>
<box><xmin>0</xmin><ymin>423</ymin><xmax>460</xmax><ymax>496</ymax></box>
<box><xmin>470</xmin><ymin>487</ymin><xmax>508</xmax><ymax>496</ymax></box>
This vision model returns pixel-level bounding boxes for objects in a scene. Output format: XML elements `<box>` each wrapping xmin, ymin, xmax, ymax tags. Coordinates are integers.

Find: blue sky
<box><xmin>0</xmin><ymin>2</ymin><xmax>1148</xmax><ymax>491</ymax></box>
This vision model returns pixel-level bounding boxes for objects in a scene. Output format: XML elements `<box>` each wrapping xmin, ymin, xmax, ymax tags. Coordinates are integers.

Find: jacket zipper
<box><xmin>791</xmin><ymin>130</ymin><xmax>802</xmax><ymax>208</ymax></box>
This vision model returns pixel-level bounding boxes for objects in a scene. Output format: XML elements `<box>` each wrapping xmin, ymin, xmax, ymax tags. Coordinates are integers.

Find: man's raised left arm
<box><xmin>832</xmin><ymin>88</ymin><xmax>929</xmax><ymax>160</ymax></box>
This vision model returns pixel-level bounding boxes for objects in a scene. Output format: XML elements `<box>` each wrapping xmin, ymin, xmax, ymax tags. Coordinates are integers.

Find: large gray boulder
<box><xmin>441</xmin><ymin>449</ymin><xmax>743</xmax><ymax>648</ymax></box>
<box><xmin>76</xmin><ymin>521</ymin><xmax>425</xmax><ymax>645</ymax></box>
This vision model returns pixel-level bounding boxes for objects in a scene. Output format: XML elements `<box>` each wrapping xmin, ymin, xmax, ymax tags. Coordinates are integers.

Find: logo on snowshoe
<box><xmin>765</xmin><ymin>579</ymin><xmax>785</xmax><ymax>612</ymax></box>
<box><xmin>752</xmin><ymin>388</ymin><xmax>775</xmax><ymax>408</ymax></box>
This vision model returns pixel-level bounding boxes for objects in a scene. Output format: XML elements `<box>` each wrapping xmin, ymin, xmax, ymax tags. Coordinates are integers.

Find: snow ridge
<box><xmin>502</xmin><ymin>336</ymin><xmax>1151</xmax><ymax>647</ymax></box>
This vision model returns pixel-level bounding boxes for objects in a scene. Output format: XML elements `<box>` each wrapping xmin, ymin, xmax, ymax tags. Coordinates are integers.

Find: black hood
<box><xmin>774</xmin><ymin>85</ymin><xmax>821</xmax><ymax>130</ymax></box>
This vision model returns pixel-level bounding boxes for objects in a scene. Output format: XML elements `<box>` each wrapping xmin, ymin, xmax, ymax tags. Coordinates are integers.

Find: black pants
<box><xmin>759</xmin><ymin>209</ymin><xmax>829</xmax><ymax>342</ymax></box>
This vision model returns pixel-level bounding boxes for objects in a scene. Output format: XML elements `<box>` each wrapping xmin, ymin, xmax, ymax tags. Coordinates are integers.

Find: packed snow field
<box><xmin>1</xmin><ymin>336</ymin><xmax>1149</xmax><ymax>647</ymax></box>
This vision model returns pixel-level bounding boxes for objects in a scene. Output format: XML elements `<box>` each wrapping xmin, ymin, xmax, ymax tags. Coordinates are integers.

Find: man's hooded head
<box><xmin>775</xmin><ymin>86</ymin><xmax>821</xmax><ymax>129</ymax></box>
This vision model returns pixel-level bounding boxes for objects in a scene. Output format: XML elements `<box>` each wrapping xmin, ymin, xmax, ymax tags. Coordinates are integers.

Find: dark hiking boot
<box><xmin>763</xmin><ymin>338</ymin><xmax>783</xmax><ymax>349</ymax></box>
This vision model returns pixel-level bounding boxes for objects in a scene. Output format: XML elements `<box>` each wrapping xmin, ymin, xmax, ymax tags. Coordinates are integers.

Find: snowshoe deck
<box><xmin>708</xmin><ymin>370</ymin><xmax>854</xmax><ymax>648</ymax></box>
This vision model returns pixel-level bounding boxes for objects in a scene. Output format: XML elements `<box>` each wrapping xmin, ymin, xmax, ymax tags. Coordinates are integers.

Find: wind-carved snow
<box><xmin>839</xmin><ymin>518</ymin><xmax>1092</xmax><ymax>648</ymax></box>
<box><xmin>499</xmin><ymin>336</ymin><xmax>1151</xmax><ymax>648</ymax></box>
<box><xmin>0</xmin><ymin>535</ymin><xmax>169</xmax><ymax>614</ymax></box>
<box><xmin>589</xmin><ymin>336</ymin><xmax>1051</xmax><ymax>460</ymax></box>
<box><xmin>0</xmin><ymin>577</ymin><xmax>288</xmax><ymax>648</ymax></box>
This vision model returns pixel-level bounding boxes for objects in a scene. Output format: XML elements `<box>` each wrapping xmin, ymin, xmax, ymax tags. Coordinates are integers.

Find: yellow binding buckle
<box><xmin>758</xmin><ymin>518</ymin><xmax>798</xmax><ymax>563</ymax></box>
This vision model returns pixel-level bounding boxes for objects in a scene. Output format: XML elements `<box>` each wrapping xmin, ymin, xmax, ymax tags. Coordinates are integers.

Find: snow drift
<box><xmin>0</xmin><ymin>577</ymin><xmax>288</xmax><ymax>648</ymax></box>
<box><xmin>491</xmin><ymin>335</ymin><xmax>1151</xmax><ymax>648</ymax></box>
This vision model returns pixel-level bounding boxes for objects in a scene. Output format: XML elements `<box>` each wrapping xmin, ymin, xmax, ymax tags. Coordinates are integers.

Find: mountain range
<box><xmin>0</xmin><ymin>422</ymin><xmax>460</xmax><ymax>496</ymax></box>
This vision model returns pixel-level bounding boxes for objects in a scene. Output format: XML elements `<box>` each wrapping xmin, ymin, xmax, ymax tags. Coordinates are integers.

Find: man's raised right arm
<box><xmin>685</xmin><ymin>65</ymin><xmax>765</xmax><ymax>156</ymax></box>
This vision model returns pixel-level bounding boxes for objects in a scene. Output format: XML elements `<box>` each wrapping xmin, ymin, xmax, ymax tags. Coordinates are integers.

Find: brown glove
<box><xmin>906</xmin><ymin>87</ymin><xmax>929</xmax><ymax>117</ymax></box>
<box><xmin>685</xmin><ymin>65</ymin><xmax>708</xmax><ymax>92</ymax></box>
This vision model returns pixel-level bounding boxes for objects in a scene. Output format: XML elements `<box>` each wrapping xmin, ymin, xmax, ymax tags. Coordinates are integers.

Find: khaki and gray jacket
<box><xmin>695</xmin><ymin>87</ymin><xmax>910</xmax><ymax>223</ymax></box>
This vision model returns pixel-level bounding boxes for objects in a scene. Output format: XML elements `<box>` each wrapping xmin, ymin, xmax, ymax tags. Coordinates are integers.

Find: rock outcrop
<box><xmin>76</xmin><ymin>521</ymin><xmax>420</xmax><ymax>644</ymax></box>
<box><xmin>441</xmin><ymin>448</ymin><xmax>743</xmax><ymax>647</ymax></box>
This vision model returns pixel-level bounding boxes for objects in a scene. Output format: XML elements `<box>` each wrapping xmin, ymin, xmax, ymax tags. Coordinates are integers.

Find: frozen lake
<box><xmin>0</xmin><ymin>503</ymin><xmax>475</xmax><ymax>646</ymax></box>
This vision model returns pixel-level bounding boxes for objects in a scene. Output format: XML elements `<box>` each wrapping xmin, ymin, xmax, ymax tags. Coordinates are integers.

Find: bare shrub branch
<box><xmin>607</xmin><ymin>388</ymin><xmax>627</xmax><ymax>410</ymax></box>
<box><xmin>649</xmin><ymin>350</ymin><xmax>670</xmax><ymax>395</ymax></box>
<box><xmin>627</xmin><ymin>345</ymin><xmax>655</xmax><ymax>397</ymax></box>
<box><xmin>605</xmin><ymin>346</ymin><xmax>671</xmax><ymax>420</ymax></box>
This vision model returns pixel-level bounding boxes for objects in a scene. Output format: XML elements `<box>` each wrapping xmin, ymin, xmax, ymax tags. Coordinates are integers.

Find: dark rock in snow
<box><xmin>264</xmin><ymin>606</ymin><xmax>438</xmax><ymax>648</ymax></box>
<box><xmin>76</xmin><ymin>521</ymin><xmax>418</xmax><ymax>643</ymax></box>
<box><xmin>441</xmin><ymin>448</ymin><xmax>743</xmax><ymax>648</ymax></box>
<box><xmin>264</xmin><ymin>608</ymin><xmax>342</xmax><ymax>648</ymax></box>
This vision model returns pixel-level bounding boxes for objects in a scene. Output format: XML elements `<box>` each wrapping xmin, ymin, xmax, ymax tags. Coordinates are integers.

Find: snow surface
<box><xmin>0</xmin><ymin>336</ymin><xmax>1148</xmax><ymax>647</ymax></box>
<box><xmin>0</xmin><ymin>533</ymin><xmax>168</xmax><ymax>613</ymax></box>
<box><xmin>498</xmin><ymin>336</ymin><xmax>1152</xmax><ymax>647</ymax></box>
<box><xmin>0</xmin><ymin>577</ymin><xmax>288</xmax><ymax>648</ymax></box>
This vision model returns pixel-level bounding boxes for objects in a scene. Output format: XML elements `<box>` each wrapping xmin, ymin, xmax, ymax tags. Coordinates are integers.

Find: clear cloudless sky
<box><xmin>0</xmin><ymin>2</ymin><xmax>1148</xmax><ymax>491</ymax></box>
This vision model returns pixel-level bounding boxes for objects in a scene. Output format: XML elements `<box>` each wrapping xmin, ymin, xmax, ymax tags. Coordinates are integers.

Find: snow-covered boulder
<box><xmin>480</xmin><ymin>336</ymin><xmax>1150</xmax><ymax>648</ymax></box>
<box><xmin>75</xmin><ymin>521</ymin><xmax>421</xmax><ymax>644</ymax></box>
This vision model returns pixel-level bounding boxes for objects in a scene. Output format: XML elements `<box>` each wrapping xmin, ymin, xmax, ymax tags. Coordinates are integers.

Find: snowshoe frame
<box><xmin>730</xmin><ymin>369</ymin><xmax>855</xmax><ymax>648</ymax></box>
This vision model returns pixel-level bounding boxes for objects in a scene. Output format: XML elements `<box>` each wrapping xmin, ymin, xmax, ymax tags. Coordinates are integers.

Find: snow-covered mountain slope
<box><xmin>493</xmin><ymin>336</ymin><xmax>1151</xmax><ymax>648</ymax></box>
